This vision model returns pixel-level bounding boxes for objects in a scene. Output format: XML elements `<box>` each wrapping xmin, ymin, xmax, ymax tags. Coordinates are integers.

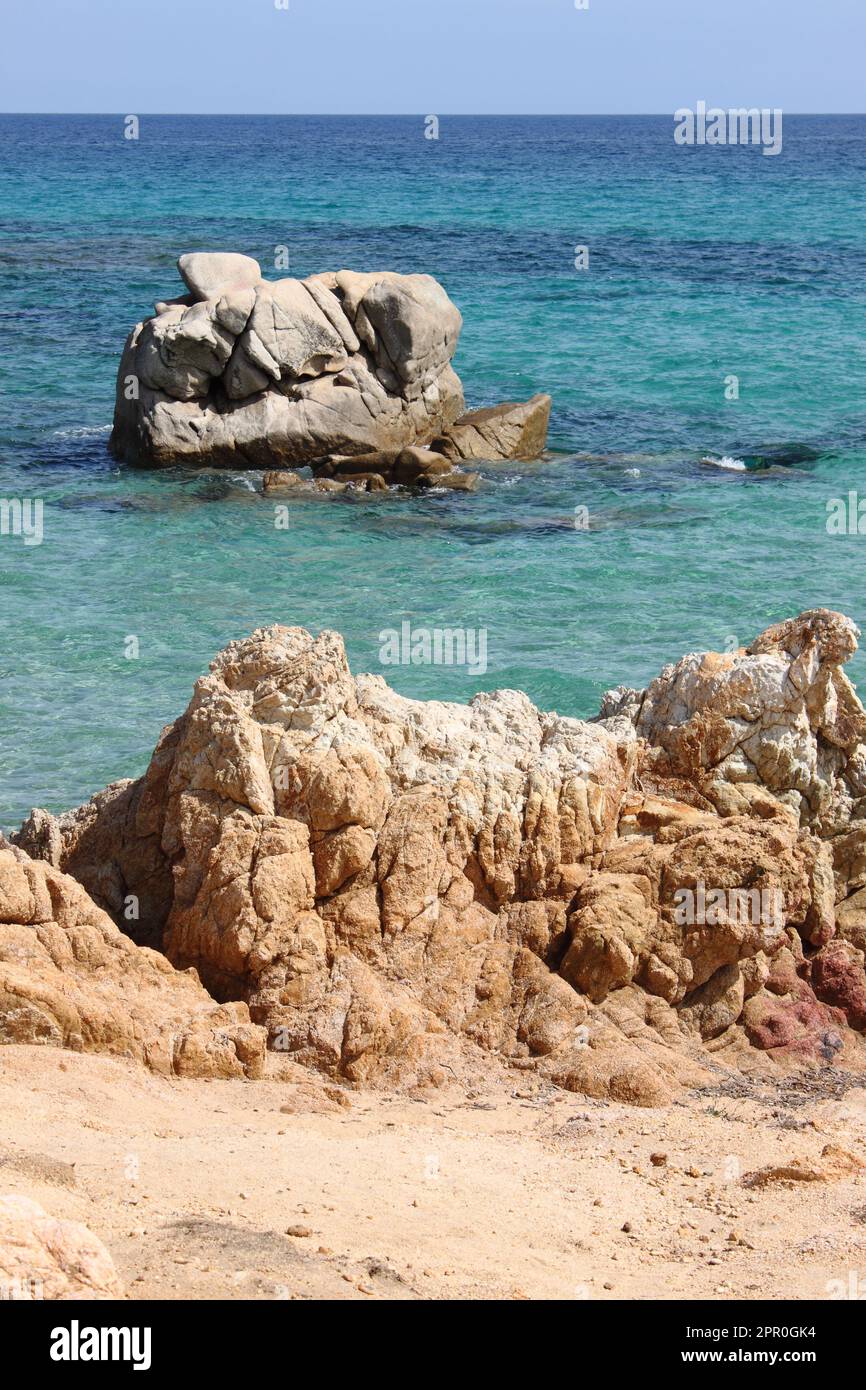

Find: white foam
<box><xmin>52</xmin><ymin>424</ymin><xmax>112</xmax><ymax>440</ymax></box>
<box><xmin>704</xmin><ymin>455</ymin><xmax>747</xmax><ymax>471</ymax></box>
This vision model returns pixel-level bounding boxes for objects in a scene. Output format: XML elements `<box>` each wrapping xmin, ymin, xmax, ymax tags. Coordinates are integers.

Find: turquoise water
<box><xmin>2</xmin><ymin>114</ymin><xmax>866</xmax><ymax>827</ymax></box>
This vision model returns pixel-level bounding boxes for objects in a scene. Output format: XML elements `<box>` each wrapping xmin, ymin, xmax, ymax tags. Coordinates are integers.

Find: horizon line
<box><xmin>2</xmin><ymin>110</ymin><xmax>866</xmax><ymax>119</ymax></box>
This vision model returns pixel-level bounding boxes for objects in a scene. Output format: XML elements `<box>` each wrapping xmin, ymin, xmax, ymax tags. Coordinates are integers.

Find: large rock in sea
<box><xmin>110</xmin><ymin>254</ymin><xmax>468</xmax><ymax>468</ymax></box>
<box><xmin>13</xmin><ymin>609</ymin><xmax>866</xmax><ymax>1104</ymax></box>
<box><xmin>110</xmin><ymin>253</ymin><xmax>554</xmax><ymax>471</ymax></box>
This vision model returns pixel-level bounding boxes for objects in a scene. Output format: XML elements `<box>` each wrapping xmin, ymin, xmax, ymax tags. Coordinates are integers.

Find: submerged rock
<box><xmin>262</xmin><ymin>469</ymin><xmax>351</xmax><ymax>496</ymax></box>
<box><xmin>262</xmin><ymin>469</ymin><xmax>312</xmax><ymax>493</ymax></box>
<box><xmin>10</xmin><ymin>609</ymin><xmax>866</xmax><ymax>1103</ymax></box>
<box><xmin>308</xmin><ymin>445</ymin><xmax>478</xmax><ymax>492</ymax></box>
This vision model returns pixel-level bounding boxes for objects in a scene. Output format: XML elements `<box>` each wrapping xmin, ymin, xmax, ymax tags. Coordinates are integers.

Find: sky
<box><xmin>0</xmin><ymin>0</ymin><xmax>862</xmax><ymax>115</ymax></box>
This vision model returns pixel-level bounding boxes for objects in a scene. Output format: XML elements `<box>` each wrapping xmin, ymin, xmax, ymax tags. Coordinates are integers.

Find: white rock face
<box><xmin>111</xmin><ymin>254</ymin><xmax>465</xmax><ymax>467</ymax></box>
<box><xmin>622</xmin><ymin>609</ymin><xmax>866</xmax><ymax>831</ymax></box>
<box><xmin>178</xmin><ymin>250</ymin><xmax>262</xmax><ymax>299</ymax></box>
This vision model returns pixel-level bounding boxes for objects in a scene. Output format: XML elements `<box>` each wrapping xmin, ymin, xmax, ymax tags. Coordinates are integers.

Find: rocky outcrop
<box><xmin>0</xmin><ymin>842</ymin><xmax>265</xmax><ymax>1078</ymax></box>
<box><xmin>12</xmin><ymin>609</ymin><xmax>866</xmax><ymax>1104</ymax></box>
<box><xmin>111</xmin><ymin>254</ymin><xmax>468</xmax><ymax>469</ymax></box>
<box><xmin>432</xmin><ymin>394</ymin><xmax>552</xmax><ymax>463</ymax></box>
<box><xmin>0</xmin><ymin>1195</ymin><xmax>123</xmax><ymax>1300</ymax></box>
<box><xmin>110</xmin><ymin>253</ymin><xmax>552</xmax><ymax>473</ymax></box>
<box><xmin>312</xmin><ymin>445</ymin><xmax>479</xmax><ymax>491</ymax></box>
<box><xmin>608</xmin><ymin>609</ymin><xmax>866</xmax><ymax>834</ymax></box>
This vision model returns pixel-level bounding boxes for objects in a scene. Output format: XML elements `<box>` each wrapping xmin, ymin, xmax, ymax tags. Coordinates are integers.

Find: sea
<box><xmin>2</xmin><ymin>113</ymin><xmax>866</xmax><ymax>826</ymax></box>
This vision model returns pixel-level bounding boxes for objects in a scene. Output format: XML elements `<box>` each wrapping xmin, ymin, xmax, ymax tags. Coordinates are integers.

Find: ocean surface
<box><xmin>2</xmin><ymin>114</ymin><xmax>866</xmax><ymax>828</ymax></box>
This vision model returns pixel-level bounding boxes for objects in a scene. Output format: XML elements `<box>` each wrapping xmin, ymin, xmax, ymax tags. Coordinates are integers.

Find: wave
<box><xmin>50</xmin><ymin>424</ymin><xmax>111</xmax><ymax>440</ymax></box>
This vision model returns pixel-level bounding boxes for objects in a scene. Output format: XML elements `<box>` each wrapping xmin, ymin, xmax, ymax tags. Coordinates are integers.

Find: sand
<box><xmin>2</xmin><ymin>1045</ymin><xmax>866</xmax><ymax>1301</ymax></box>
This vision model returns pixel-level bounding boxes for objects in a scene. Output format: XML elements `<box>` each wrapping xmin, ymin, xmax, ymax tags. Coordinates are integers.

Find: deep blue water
<box><xmin>2</xmin><ymin>114</ymin><xmax>866</xmax><ymax>826</ymax></box>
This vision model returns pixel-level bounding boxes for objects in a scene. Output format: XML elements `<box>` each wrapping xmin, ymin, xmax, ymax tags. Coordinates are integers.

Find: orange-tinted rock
<box><xmin>0</xmin><ymin>845</ymin><xmax>265</xmax><ymax>1078</ymax></box>
<box><xmin>11</xmin><ymin>608</ymin><xmax>866</xmax><ymax>1103</ymax></box>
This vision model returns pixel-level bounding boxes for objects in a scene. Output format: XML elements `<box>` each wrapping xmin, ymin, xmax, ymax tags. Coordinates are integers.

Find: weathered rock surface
<box><xmin>0</xmin><ymin>842</ymin><xmax>265</xmax><ymax>1078</ymax></box>
<box><xmin>178</xmin><ymin>250</ymin><xmax>262</xmax><ymax>301</ymax></box>
<box><xmin>111</xmin><ymin>255</ymin><xmax>468</xmax><ymax>468</ymax></box>
<box><xmin>110</xmin><ymin>254</ymin><xmax>552</xmax><ymax>476</ymax></box>
<box><xmin>12</xmin><ymin>608</ymin><xmax>866</xmax><ymax>1103</ymax></box>
<box><xmin>0</xmin><ymin>1195</ymin><xmax>123</xmax><ymax>1300</ymax></box>
<box><xmin>617</xmin><ymin>609</ymin><xmax>866</xmax><ymax>834</ymax></box>
<box><xmin>432</xmin><ymin>394</ymin><xmax>552</xmax><ymax>462</ymax></box>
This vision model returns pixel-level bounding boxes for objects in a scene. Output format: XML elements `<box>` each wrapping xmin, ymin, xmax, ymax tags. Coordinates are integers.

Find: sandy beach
<box><xmin>3</xmin><ymin>1045</ymin><xmax>866</xmax><ymax>1301</ymax></box>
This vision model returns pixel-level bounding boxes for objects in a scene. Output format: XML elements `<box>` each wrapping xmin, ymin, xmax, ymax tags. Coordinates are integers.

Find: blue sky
<box><xmin>1</xmin><ymin>0</ymin><xmax>861</xmax><ymax>114</ymax></box>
